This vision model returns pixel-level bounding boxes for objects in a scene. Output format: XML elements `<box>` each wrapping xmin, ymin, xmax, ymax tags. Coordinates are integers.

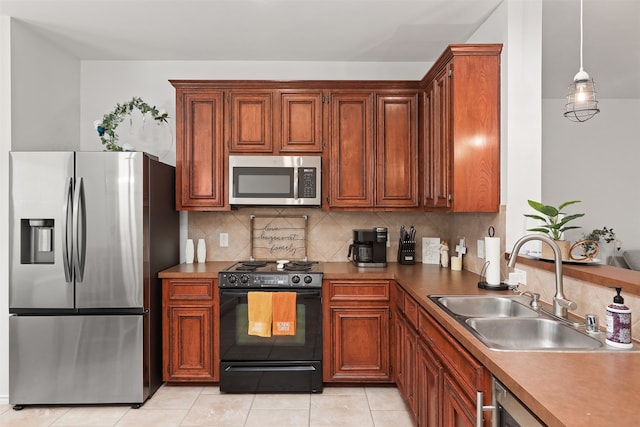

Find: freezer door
<box><xmin>9</xmin><ymin>152</ymin><xmax>75</xmax><ymax>310</ymax></box>
<box><xmin>9</xmin><ymin>315</ymin><xmax>146</xmax><ymax>405</ymax></box>
<box><xmin>75</xmin><ymin>152</ymin><xmax>145</xmax><ymax>309</ymax></box>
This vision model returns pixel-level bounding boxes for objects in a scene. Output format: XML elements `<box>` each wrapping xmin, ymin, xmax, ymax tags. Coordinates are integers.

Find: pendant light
<box><xmin>564</xmin><ymin>0</ymin><xmax>600</xmax><ymax>122</ymax></box>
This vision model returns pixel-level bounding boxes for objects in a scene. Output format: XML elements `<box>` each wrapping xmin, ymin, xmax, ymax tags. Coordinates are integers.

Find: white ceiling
<box><xmin>1</xmin><ymin>0</ymin><xmax>638</xmax><ymax>98</ymax></box>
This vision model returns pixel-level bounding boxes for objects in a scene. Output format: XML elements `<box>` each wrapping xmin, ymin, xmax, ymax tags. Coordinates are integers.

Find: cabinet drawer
<box><xmin>164</xmin><ymin>279</ymin><xmax>215</xmax><ymax>301</ymax></box>
<box><xmin>418</xmin><ymin>307</ymin><xmax>487</xmax><ymax>401</ymax></box>
<box><xmin>326</xmin><ymin>280</ymin><xmax>390</xmax><ymax>302</ymax></box>
<box><xmin>403</xmin><ymin>293</ymin><xmax>418</xmax><ymax>329</ymax></box>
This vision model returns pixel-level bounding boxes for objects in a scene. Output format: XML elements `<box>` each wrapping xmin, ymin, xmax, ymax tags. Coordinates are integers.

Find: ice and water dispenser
<box><xmin>20</xmin><ymin>219</ymin><xmax>55</xmax><ymax>264</ymax></box>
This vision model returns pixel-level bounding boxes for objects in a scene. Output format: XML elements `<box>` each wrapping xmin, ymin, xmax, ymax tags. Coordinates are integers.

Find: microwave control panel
<box><xmin>299</xmin><ymin>168</ymin><xmax>316</xmax><ymax>199</ymax></box>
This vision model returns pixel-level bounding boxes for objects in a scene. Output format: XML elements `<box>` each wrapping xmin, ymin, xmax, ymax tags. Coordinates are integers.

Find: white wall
<box><xmin>10</xmin><ymin>20</ymin><xmax>80</xmax><ymax>151</ymax></box>
<box><xmin>542</xmin><ymin>98</ymin><xmax>640</xmax><ymax>250</ymax></box>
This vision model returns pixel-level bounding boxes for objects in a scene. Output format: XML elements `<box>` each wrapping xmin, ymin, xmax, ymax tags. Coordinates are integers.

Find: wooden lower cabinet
<box><xmin>323</xmin><ymin>280</ymin><xmax>392</xmax><ymax>382</ymax></box>
<box><xmin>395</xmin><ymin>284</ymin><xmax>491</xmax><ymax>427</ymax></box>
<box><xmin>162</xmin><ymin>278</ymin><xmax>219</xmax><ymax>382</ymax></box>
<box><xmin>417</xmin><ymin>339</ymin><xmax>443</xmax><ymax>427</ymax></box>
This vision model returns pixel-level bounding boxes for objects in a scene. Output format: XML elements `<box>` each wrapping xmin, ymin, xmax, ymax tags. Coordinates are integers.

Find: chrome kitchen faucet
<box><xmin>508</xmin><ymin>234</ymin><xmax>577</xmax><ymax>318</ymax></box>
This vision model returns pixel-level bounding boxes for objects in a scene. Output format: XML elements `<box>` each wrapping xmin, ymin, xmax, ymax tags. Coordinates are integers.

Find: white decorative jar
<box><xmin>185</xmin><ymin>239</ymin><xmax>194</xmax><ymax>264</ymax></box>
<box><xmin>197</xmin><ymin>239</ymin><xmax>206</xmax><ymax>263</ymax></box>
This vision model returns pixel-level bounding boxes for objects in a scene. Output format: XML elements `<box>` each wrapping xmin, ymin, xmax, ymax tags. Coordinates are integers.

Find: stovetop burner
<box><xmin>233</xmin><ymin>261</ymin><xmax>268</xmax><ymax>272</ymax></box>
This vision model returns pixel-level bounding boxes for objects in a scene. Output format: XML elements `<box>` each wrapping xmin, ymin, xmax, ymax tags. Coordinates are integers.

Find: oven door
<box><xmin>219</xmin><ymin>288</ymin><xmax>322</xmax><ymax>362</ymax></box>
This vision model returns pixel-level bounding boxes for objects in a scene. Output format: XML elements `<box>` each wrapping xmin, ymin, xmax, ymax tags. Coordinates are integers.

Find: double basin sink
<box><xmin>429</xmin><ymin>295</ymin><xmax>608</xmax><ymax>351</ymax></box>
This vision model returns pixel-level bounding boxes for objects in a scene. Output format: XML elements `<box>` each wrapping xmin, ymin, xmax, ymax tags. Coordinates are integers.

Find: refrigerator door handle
<box><xmin>73</xmin><ymin>177</ymin><xmax>87</xmax><ymax>282</ymax></box>
<box><xmin>62</xmin><ymin>177</ymin><xmax>74</xmax><ymax>283</ymax></box>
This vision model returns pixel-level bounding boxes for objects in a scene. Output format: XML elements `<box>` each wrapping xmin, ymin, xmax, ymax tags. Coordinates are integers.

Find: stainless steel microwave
<box><xmin>228</xmin><ymin>155</ymin><xmax>321</xmax><ymax>206</ymax></box>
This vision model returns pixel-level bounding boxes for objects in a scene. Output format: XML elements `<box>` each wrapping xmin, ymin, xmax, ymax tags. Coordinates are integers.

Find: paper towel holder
<box><xmin>478</xmin><ymin>261</ymin><xmax>509</xmax><ymax>290</ymax></box>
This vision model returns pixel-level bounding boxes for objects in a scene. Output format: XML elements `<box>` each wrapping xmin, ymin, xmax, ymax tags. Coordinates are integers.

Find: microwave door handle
<box><xmin>293</xmin><ymin>167</ymin><xmax>299</xmax><ymax>200</ymax></box>
<box><xmin>62</xmin><ymin>177</ymin><xmax>73</xmax><ymax>283</ymax></box>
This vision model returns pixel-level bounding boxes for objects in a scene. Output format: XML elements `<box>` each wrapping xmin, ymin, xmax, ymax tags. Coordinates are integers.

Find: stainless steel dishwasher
<box><xmin>492</xmin><ymin>378</ymin><xmax>545</xmax><ymax>427</ymax></box>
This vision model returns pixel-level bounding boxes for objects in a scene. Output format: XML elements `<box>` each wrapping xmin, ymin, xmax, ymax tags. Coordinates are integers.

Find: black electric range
<box><xmin>218</xmin><ymin>260</ymin><xmax>323</xmax><ymax>288</ymax></box>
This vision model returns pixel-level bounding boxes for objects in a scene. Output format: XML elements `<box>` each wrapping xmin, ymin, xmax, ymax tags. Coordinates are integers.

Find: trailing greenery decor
<box><xmin>524</xmin><ymin>199</ymin><xmax>584</xmax><ymax>240</ymax></box>
<box><xmin>580</xmin><ymin>226</ymin><xmax>616</xmax><ymax>256</ymax></box>
<box><xmin>95</xmin><ymin>97</ymin><xmax>169</xmax><ymax>151</ymax></box>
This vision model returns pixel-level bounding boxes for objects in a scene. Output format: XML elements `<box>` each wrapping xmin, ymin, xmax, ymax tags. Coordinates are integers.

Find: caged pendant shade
<box><xmin>564</xmin><ymin>0</ymin><xmax>600</xmax><ymax>122</ymax></box>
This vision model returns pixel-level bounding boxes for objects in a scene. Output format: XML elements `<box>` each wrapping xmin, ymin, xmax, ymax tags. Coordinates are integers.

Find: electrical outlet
<box><xmin>220</xmin><ymin>233</ymin><xmax>229</xmax><ymax>247</ymax></box>
<box><xmin>513</xmin><ymin>268</ymin><xmax>526</xmax><ymax>285</ymax></box>
<box><xmin>477</xmin><ymin>239</ymin><xmax>485</xmax><ymax>259</ymax></box>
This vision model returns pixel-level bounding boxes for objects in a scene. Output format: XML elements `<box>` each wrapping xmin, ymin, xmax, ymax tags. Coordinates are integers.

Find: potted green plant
<box><xmin>524</xmin><ymin>199</ymin><xmax>585</xmax><ymax>260</ymax></box>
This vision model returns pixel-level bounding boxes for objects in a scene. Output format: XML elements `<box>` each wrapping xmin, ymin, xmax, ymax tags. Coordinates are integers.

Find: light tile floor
<box><xmin>0</xmin><ymin>385</ymin><xmax>414</xmax><ymax>427</ymax></box>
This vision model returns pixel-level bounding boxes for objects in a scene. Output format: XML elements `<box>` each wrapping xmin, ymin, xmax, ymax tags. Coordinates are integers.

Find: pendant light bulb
<box><xmin>564</xmin><ymin>0</ymin><xmax>600</xmax><ymax>122</ymax></box>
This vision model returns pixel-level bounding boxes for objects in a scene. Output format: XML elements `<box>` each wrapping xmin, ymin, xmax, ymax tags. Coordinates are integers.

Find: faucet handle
<box><xmin>555</xmin><ymin>297</ymin><xmax>577</xmax><ymax>311</ymax></box>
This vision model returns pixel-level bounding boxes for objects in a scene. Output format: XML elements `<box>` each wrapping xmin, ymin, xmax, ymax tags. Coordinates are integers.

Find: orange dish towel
<box><xmin>272</xmin><ymin>292</ymin><xmax>297</xmax><ymax>336</ymax></box>
<box><xmin>247</xmin><ymin>291</ymin><xmax>273</xmax><ymax>337</ymax></box>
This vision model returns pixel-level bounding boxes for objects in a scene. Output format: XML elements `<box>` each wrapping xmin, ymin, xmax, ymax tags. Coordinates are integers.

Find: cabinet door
<box><xmin>279</xmin><ymin>91</ymin><xmax>323</xmax><ymax>152</ymax></box>
<box><xmin>430</xmin><ymin>64</ymin><xmax>452</xmax><ymax>210</ymax></box>
<box><xmin>328</xmin><ymin>92</ymin><xmax>374</xmax><ymax>207</ymax></box>
<box><xmin>228</xmin><ymin>91</ymin><xmax>273</xmax><ymax>152</ymax></box>
<box><xmin>375</xmin><ymin>94</ymin><xmax>419</xmax><ymax>207</ymax></box>
<box><xmin>442</xmin><ymin>373</ymin><xmax>477</xmax><ymax>427</ymax></box>
<box><xmin>417</xmin><ymin>339</ymin><xmax>443</xmax><ymax>427</ymax></box>
<box><xmin>326</xmin><ymin>306</ymin><xmax>391</xmax><ymax>381</ymax></box>
<box><xmin>401</xmin><ymin>315</ymin><xmax>418</xmax><ymax>420</ymax></box>
<box><xmin>175</xmin><ymin>90</ymin><xmax>226</xmax><ymax>210</ymax></box>
<box><xmin>165</xmin><ymin>305</ymin><xmax>216</xmax><ymax>382</ymax></box>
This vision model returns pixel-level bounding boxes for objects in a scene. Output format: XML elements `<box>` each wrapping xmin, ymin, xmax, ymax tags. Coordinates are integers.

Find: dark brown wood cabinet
<box><xmin>327</xmin><ymin>91</ymin><xmax>418</xmax><ymax>209</ymax></box>
<box><xmin>421</xmin><ymin>44</ymin><xmax>502</xmax><ymax>212</ymax></box>
<box><xmin>375</xmin><ymin>94</ymin><xmax>419</xmax><ymax>207</ymax></box>
<box><xmin>162</xmin><ymin>278</ymin><xmax>219</xmax><ymax>382</ymax></box>
<box><xmin>327</xmin><ymin>92</ymin><xmax>375</xmax><ymax>208</ymax></box>
<box><xmin>279</xmin><ymin>90</ymin><xmax>324</xmax><ymax>153</ymax></box>
<box><xmin>395</xmin><ymin>284</ymin><xmax>491</xmax><ymax>427</ymax></box>
<box><xmin>228</xmin><ymin>91</ymin><xmax>273</xmax><ymax>153</ymax></box>
<box><xmin>173</xmin><ymin>87</ymin><xmax>227</xmax><ymax>210</ymax></box>
<box><xmin>323</xmin><ymin>279</ymin><xmax>392</xmax><ymax>382</ymax></box>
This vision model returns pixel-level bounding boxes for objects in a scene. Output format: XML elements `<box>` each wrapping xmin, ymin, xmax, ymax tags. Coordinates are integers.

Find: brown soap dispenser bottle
<box><xmin>605</xmin><ymin>286</ymin><xmax>633</xmax><ymax>349</ymax></box>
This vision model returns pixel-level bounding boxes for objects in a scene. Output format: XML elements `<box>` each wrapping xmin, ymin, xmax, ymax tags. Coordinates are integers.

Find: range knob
<box><xmin>227</xmin><ymin>274</ymin><xmax>237</xmax><ymax>285</ymax></box>
<box><xmin>304</xmin><ymin>275</ymin><xmax>313</xmax><ymax>284</ymax></box>
<box><xmin>240</xmin><ymin>274</ymin><xmax>250</xmax><ymax>285</ymax></box>
<box><xmin>291</xmin><ymin>275</ymin><xmax>301</xmax><ymax>284</ymax></box>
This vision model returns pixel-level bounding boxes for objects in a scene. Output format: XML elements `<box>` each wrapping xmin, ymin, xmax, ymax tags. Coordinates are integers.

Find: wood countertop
<box><xmin>159</xmin><ymin>261</ymin><xmax>640</xmax><ymax>427</ymax></box>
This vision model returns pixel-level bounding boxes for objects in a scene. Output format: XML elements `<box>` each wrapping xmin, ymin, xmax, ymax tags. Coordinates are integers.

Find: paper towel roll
<box><xmin>485</xmin><ymin>236</ymin><xmax>501</xmax><ymax>285</ymax></box>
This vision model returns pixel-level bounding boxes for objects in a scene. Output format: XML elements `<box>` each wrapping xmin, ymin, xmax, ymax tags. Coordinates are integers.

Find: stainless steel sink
<box><xmin>434</xmin><ymin>295</ymin><xmax>539</xmax><ymax>318</ymax></box>
<box><xmin>428</xmin><ymin>294</ymin><xmax>636</xmax><ymax>352</ymax></box>
<box><xmin>465</xmin><ymin>317</ymin><xmax>603</xmax><ymax>351</ymax></box>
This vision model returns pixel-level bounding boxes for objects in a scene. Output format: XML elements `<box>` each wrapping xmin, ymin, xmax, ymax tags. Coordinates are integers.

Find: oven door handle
<box><xmin>224</xmin><ymin>365</ymin><xmax>317</xmax><ymax>372</ymax></box>
<box><xmin>219</xmin><ymin>289</ymin><xmax>321</xmax><ymax>297</ymax></box>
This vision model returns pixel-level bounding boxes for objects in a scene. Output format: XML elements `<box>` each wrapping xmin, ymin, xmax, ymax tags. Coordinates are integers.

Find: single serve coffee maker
<box><xmin>347</xmin><ymin>227</ymin><xmax>388</xmax><ymax>267</ymax></box>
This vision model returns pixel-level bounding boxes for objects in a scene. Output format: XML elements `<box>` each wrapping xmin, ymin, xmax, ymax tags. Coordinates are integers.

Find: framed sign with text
<box><xmin>250</xmin><ymin>215</ymin><xmax>308</xmax><ymax>261</ymax></box>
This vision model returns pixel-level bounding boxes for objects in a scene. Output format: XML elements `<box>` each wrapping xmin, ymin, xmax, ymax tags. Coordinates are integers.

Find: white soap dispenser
<box><xmin>605</xmin><ymin>286</ymin><xmax>632</xmax><ymax>349</ymax></box>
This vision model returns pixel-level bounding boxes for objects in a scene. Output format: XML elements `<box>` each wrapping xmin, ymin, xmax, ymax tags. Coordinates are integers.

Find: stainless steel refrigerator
<box><xmin>9</xmin><ymin>151</ymin><xmax>179</xmax><ymax>407</ymax></box>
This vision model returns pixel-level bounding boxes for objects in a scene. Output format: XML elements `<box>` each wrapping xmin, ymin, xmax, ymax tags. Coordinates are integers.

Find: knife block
<box><xmin>397</xmin><ymin>240</ymin><xmax>416</xmax><ymax>265</ymax></box>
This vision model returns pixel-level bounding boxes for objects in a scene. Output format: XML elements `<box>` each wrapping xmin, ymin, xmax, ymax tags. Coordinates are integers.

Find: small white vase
<box><xmin>197</xmin><ymin>239</ymin><xmax>206</xmax><ymax>263</ymax></box>
<box><xmin>185</xmin><ymin>239</ymin><xmax>194</xmax><ymax>264</ymax></box>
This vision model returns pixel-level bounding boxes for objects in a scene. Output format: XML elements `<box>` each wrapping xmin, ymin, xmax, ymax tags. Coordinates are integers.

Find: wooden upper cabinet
<box><xmin>228</xmin><ymin>91</ymin><xmax>273</xmax><ymax>153</ymax></box>
<box><xmin>375</xmin><ymin>94</ymin><xmax>419</xmax><ymax>208</ymax></box>
<box><xmin>328</xmin><ymin>92</ymin><xmax>374</xmax><ymax>208</ymax></box>
<box><xmin>279</xmin><ymin>91</ymin><xmax>324</xmax><ymax>152</ymax></box>
<box><xmin>427</xmin><ymin>65</ymin><xmax>452</xmax><ymax>209</ymax></box>
<box><xmin>421</xmin><ymin>44</ymin><xmax>502</xmax><ymax>213</ymax></box>
<box><xmin>174</xmin><ymin>88</ymin><xmax>227</xmax><ymax>210</ymax></box>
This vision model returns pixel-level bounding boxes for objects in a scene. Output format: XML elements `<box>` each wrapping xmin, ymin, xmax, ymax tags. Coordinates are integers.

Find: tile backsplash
<box><xmin>188</xmin><ymin>206</ymin><xmax>507</xmax><ymax>277</ymax></box>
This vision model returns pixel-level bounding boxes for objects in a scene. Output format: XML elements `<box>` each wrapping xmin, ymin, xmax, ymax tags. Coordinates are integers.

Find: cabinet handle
<box><xmin>476</xmin><ymin>391</ymin><xmax>494</xmax><ymax>427</ymax></box>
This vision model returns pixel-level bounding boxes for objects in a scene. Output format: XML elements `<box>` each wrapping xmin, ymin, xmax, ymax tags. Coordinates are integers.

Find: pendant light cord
<box><xmin>579</xmin><ymin>0</ymin><xmax>584</xmax><ymax>72</ymax></box>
